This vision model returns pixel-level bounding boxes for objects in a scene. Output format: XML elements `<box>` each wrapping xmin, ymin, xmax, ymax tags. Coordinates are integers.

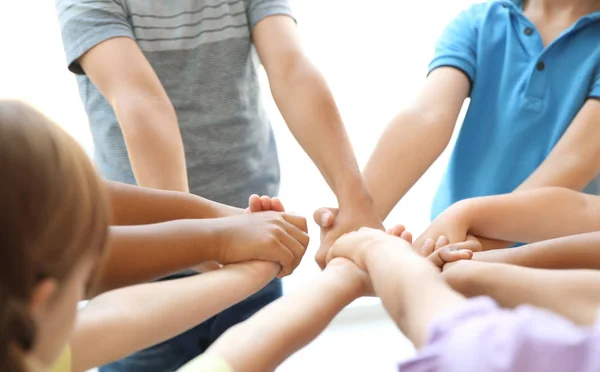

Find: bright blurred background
<box><xmin>0</xmin><ymin>1</ymin><xmax>475</xmax><ymax>370</ymax></box>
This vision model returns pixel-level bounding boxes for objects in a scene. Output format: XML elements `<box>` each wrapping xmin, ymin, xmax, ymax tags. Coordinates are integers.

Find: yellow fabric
<box><xmin>51</xmin><ymin>346</ymin><xmax>71</xmax><ymax>372</ymax></box>
<box><xmin>177</xmin><ymin>354</ymin><xmax>233</xmax><ymax>372</ymax></box>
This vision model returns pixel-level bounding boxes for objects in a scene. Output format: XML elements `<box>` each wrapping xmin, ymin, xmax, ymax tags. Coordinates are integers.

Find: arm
<box><xmin>206</xmin><ymin>259</ymin><xmax>365</xmax><ymax>371</ymax></box>
<box><xmin>443</xmin><ymin>260</ymin><xmax>600</xmax><ymax>326</ymax></box>
<box><xmin>330</xmin><ymin>229</ymin><xmax>466</xmax><ymax>347</ymax></box>
<box><xmin>252</xmin><ymin>14</ymin><xmax>373</xmax><ymax>210</ymax></box>
<box><xmin>363</xmin><ymin>5</ymin><xmax>479</xmax><ymax>221</ymax></box>
<box><xmin>363</xmin><ymin>67</ymin><xmax>469</xmax><ymax>220</ymax></box>
<box><xmin>72</xmin><ymin>261</ymin><xmax>279</xmax><ymax>372</ymax></box>
<box><xmin>470</xmin><ymin>232</ymin><xmax>600</xmax><ymax>270</ymax></box>
<box><xmin>415</xmin><ymin>187</ymin><xmax>600</xmax><ymax>248</ymax></box>
<box><xmin>80</xmin><ymin>37</ymin><xmax>188</xmax><ymax>192</ymax></box>
<box><xmin>516</xmin><ymin>99</ymin><xmax>600</xmax><ymax>192</ymax></box>
<box><xmin>106</xmin><ymin>181</ymin><xmax>240</xmax><ymax>225</ymax></box>
<box><xmin>92</xmin><ymin>212</ymin><xmax>309</xmax><ymax>296</ymax></box>
<box><xmin>252</xmin><ymin>13</ymin><xmax>384</xmax><ymax>268</ymax></box>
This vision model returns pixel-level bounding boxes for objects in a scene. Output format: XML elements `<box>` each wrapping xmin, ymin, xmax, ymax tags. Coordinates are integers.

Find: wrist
<box><xmin>336</xmin><ymin>177</ymin><xmax>374</xmax><ymax>210</ymax></box>
<box><xmin>186</xmin><ymin>218</ymin><xmax>222</xmax><ymax>262</ymax></box>
<box><xmin>451</xmin><ymin>199</ymin><xmax>478</xmax><ymax>231</ymax></box>
<box><xmin>323</xmin><ymin>262</ymin><xmax>365</xmax><ymax>297</ymax></box>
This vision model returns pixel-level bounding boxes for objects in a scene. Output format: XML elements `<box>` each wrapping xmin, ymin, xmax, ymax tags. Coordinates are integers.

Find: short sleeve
<box><xmin>590</xmin><ymin>70</ymin><xmax>600</xmax><ymax>99</ymax></box>
<box><xmin>428</xmin><ymin>4</ymin><xmax>482</xmax><ymax>83</ymax></box>
<box><xmin>246</xmin><ymin>0</ymin><xmax>295</xmax><ymax>31</ymax></box>
<box><xmin>55</xmin><ymin>0</ymin><xmax>134</xmax><ymax>74</ymax></box>
<box><xmin>176</xmin><ymin>354</ymin><xmax>233</xmax><ymax>372</ymax></box>
<box><xmin>400</xmin><ymin>297</ymin><xmax>600</xmax><ymax>372</ymax></box>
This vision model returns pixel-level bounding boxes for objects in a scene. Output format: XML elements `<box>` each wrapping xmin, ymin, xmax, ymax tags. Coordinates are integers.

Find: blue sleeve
<box><xmin>590</xmin><ymin>71</ymin><xmax>600</xmax><ymax>99</ymax></box>
<box><xmin>428</xmin><ymin>5</ymin><xmax>481</xmax><ymax>83</ymax></box>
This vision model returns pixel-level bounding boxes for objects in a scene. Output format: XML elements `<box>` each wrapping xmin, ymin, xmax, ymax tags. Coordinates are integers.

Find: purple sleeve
<box><xmin>399</xmin><ymin>297</ymin><xmax>600</xmax><ymax>372</ymax></box>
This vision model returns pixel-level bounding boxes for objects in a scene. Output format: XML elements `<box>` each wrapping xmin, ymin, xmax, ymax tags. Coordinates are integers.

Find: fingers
<box><xmin>386</xmin><ymin>224</ymin><xmax>405</xmax><ymax>237</ymax></box>
<box><xmin>274</xmin><ymin>227</ymin><xmax>307</xmax><ymax>278</ymax></box>
<box><xmin>313</xmin><ymin>207</ymin><xmax>337</xmax><ymax>228</ymax></box>
<box><xmin>271</xmin><ymin>197</ymin><xmax>285</xmax><ymax>212</ymax></box>
<box><xmin>248</xmin><ymin>194</ymin><xmax>262</xmax><ymax>212</ymax></box>
<box><xmin>260</xmin><ymin>195</ymin><xmax>272</xmax><ymax>211</ymax></box>
<box><xmin>448</xmin><ymin>238</ymin><xmax>481</xmax><ymax>252</ymax></box>
<box><xmin>427</xmin><ymin>246</ymin><xmax>472</xmax><ymax>270</ymax></box>
<box><xmin>401</xmin><ymin>231</ymin><xmax>413</xmax><ymax>243</ymax></box>
<box><xmin>421</xmin><ymin>238</ymin><xmax>435</xmax><ymax>257</ymax></box>
<box><xmin>281</xmin><ymin>213</ymin><xmax>309</xmax><ymax>234</ymax></box>
<box><xmin>315</xmin><ymin>245</ymin><xmax>328</xmax><ymax>270</ymax></box>
<box><xmin>385</xmin><ymin>225</ymin><xmax>413</xmax><ymax>243</ymax></box>
<box><xmin>435</xmin><ymin>236</ymin><xmax>449</xmax><ymax>250</ymax></box>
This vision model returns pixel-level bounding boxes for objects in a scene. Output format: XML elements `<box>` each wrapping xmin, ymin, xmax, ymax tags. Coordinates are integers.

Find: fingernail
<box><xmin>437</xmin><ymin>236</ymin><xmax>446</xmax><ymax>244</ymax></box>
<box><xmin>424</xmin><ymin>238</ymin><xmax>434</xmax><ymax>248</ymax></box>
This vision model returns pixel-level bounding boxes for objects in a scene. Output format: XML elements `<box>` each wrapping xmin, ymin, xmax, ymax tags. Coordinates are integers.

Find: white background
<box><xmin>0</xmin><ymin>1</ymin><xmax>473</xmax><ymax>370</ymax></box>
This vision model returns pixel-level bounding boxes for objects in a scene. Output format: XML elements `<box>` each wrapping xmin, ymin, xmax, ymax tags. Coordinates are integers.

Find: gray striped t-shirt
<box><xmin>56</xmin><ymin>0</ymin><xmax>294</xmax><ymax>207</ymax></box>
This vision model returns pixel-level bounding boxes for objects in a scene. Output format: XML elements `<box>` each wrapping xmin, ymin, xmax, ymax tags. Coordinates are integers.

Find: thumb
<box><xmin>437</xmin><ymin>246</ymin><xmax>473</xmax><ymax>263</ymax></box>
<box><xmin>313</xmin><ymin>207</ymin><xmax>337</xmax><ymax>228</ymax></box>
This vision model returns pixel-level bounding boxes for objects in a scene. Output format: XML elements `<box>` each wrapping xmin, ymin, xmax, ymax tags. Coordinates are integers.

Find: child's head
<box><xmin>0</xmin><ymin>101</ymin><xmax>109</xmax><ymax>371</ymax></box>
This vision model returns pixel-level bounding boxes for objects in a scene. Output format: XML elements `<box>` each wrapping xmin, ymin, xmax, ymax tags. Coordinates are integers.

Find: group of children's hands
<box><xmin>210</xmin><ymin>194</ymin><xmax>490</xmax><ymax>281</ymax></box>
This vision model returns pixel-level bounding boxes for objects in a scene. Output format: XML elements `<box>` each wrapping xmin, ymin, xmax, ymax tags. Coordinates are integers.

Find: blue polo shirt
<box><xmin>430</xmin><ymin>0</ymin><xmax>600</xmax><ymax>220</ymax></box>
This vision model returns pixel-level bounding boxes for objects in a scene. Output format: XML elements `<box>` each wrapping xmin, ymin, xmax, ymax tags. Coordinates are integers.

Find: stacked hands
<box><xmin>211</xmin><ymin>194</ymin><xmax>489</xmax><ymax>279</ymax></box>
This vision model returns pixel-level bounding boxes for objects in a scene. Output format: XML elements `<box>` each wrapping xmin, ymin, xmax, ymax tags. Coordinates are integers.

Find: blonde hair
<box><xmin>0</xmin><ymin>101</ymin><xmax>110</xmax><ymax>371</ymax></box>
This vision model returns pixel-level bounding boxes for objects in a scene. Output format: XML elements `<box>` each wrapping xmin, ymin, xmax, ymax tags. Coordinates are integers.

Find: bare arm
<box><xmin>443</xmin><ymin>261</ymin><xmax>600</xmax><ymax>326</ymax></box>
<box><xmin>92</xmin><ymin>212</ymin><xmax>309</xmax><ymax>296</ymax></box>
<box><xmin>415</xmin><ymin>187</ymin><xmax>600</xmax><ymax>249</ymax></box>
<box><xmin>517</xmin><ymin>99</ymin><xmax>600</xmax><ymax>192</ymax></box>
<box><xmin>206</xmin><ymin>259</ymin><xmax>364</xmax><ymax>371</ymax></box>
<box><xmin>470</xmin><ymin>232</ymin><xmax>600</xmax><ymax>270</ymax></box>
<box><xmin>72</xmin><ymin>261</ymin><xmax>279</xmax><ymax>372</ymax></box>
<box><xmin>253</xmin><ymin>15</ymin><xmax>385</xmax><ymax>268</ymax></box>
<box><xmin>363</xmin><ymin>67</ymin><xmax>470</xmax><ymax>220</ymax></box>
<box><xmin>106</xmin><ymin>181</ymin><xmax>240</xmax><ymax>225</ymax></box>
<box><xmin>80</xmin><ymin>37</ymin><xmax>188</xmax><ymax>192</ymax></box>
<box><xmin>253</xmin><ymin>16</ymin><xmax>372</xmax><ymax>207</ymax></box>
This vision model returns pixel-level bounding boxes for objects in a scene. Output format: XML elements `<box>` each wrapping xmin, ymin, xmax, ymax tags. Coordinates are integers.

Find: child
<box><xmin>0</xmin><ymin>101</ymin><xmax>295</xmax><ymax>372</ymax></box>
<box><xmin>193</xmin><ymin>228</ymin><xmax>600</xmax><ymax>372</ymax></box>
<box><xmin>414</xmin><ymin>187</ymin><xmax>600</xmax><ymax>270</ymax></box>
<box><xmin>317</xmin><ymin>0</ymin><xmax>600</xmax><ymax>256</ymax></box>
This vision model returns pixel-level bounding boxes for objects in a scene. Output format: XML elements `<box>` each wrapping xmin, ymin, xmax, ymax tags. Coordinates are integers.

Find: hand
<box><xmin>329</xmin><ymin>227</ymin><xmax>415</xmax><ymax>271</ymax></box>
<box><xmin>423</xmin><ymin>236</ymin><xmax>479</xmax><ymax>271</ymax></box>
<box><xmin>412</xmin><ymin>201</ymin><xmax>472</xmax><ymax>254</ymax></box>
<box><xmin>441</xmin><ymin>259</ymin><xmax>488</xmax><ymax>296</ymax></box>
<box><xmin>313</xmin><ymin>203</ymin><xmax>384</xmax><ymax>270</ymax></box>
<box><xmin>246</xmin><ymin>194</ymin><xmax>285</xmax><ymax>213</ymax></box>
<box><xmin>324</xmin><ymin>257</ymin><xmax>374</xmax><ymax>296</ymax></box>
<box><xmin>213</xmin><ymin>212</ymin><xmax>309</xmax><ymax>278</ymax></box>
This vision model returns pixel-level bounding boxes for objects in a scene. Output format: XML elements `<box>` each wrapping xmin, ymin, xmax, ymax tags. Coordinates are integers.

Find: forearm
<box><xmin>106</xmin><ymin>181</ymin><xmax>239</xmax><ymax>225</ymax></box>
<box><xmin>269</xmin><ymin>61</ymin><xmax>369</xmax><ymax>205</ymax></box>
<box><xmin>363</xmin><ymin>109</ymin><xmax>453</xmax><ymax>220</ymax></box>
<box><xmin>365</xmin><ymin>247</ymin><xmax>465</xmax><ymax>347</ymax></box>
<box><xmin>207</xmin><ymin>266</ymin><xmax>360</xmax><ymax>371</ymax></box>
<box><xmin>72</xmin><ymin>262</ymin><xmax>278</xmax><ymax>372</ymax></box>
<box><xmin>113</xmin><ymin>94</ymin><xmax>188</xmax><ymax>192</ymax></box>
<box><xmin>450</xmin><ymin>263</ymin><xmax>600</xmax><ymax>325</ymax></box>
<box><xmin>462</xmin><ymin>188</ymin><xmax>600</xmax><ymax>243</ymax></box>
<box><xmin>92</xmin><ymin>220</ymin><xmax>218</xmax><ymax>295</ymax></box>
<box><xmin>472</xmin><ymin>232</ymin><xmax>600</xmax><ymax>269</ymax></box>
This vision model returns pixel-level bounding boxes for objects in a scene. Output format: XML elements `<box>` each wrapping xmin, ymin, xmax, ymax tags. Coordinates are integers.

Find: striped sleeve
<box><xmin>246</xmin><ymin>0</ymin><xmax>295</xmax><ymax>31</ymax></box>
<box><xmin>428</xmin><ymin>4</ymin><xmax>483</xmax><ymax>84</ymax></box>
<box><xmin>55</xmin><ymin>0</ymin><xmax>134</xmax><ymax>74</ymax></box>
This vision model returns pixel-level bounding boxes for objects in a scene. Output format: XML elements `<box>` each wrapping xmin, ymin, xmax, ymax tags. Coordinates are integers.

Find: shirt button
<box><xmin>524</xmin><ymin>27</ymin><xmax>533</xmax><ymax>36</ymax></box>
<box><xmin>536</xmin><ymin>61</ymin><xmax>545</xmax><ymax>71</ymax></box>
